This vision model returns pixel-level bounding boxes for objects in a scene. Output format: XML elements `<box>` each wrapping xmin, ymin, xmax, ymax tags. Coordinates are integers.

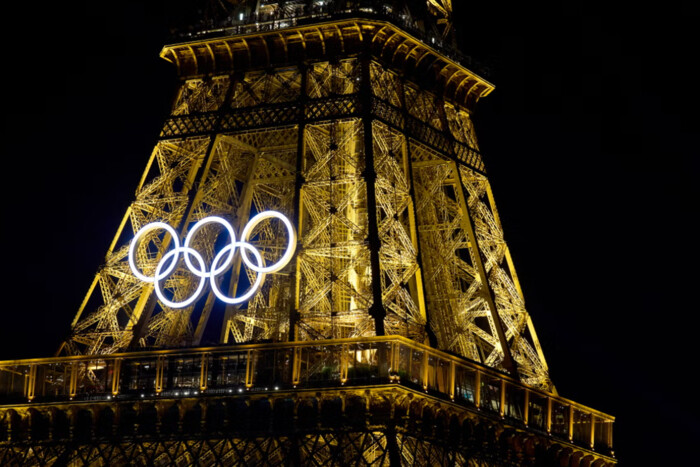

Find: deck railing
<box><xmin>0</xmin><ymin>335</ymin><xmax>612</xmax><ymax>454</ymax></box>
<box><xmin>173</xmin><ymin>2</ymin><xmax>491</xmax><ymax>78</ymax></box>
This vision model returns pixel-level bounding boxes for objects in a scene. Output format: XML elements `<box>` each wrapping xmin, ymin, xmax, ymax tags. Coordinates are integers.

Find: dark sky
<box><xmin>0</xmin><ymin>1</ymin><xmax>697</xmax><ymax>464</ymax></box>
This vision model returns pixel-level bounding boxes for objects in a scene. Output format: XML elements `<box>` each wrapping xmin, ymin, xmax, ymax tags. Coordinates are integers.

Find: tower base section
<box><xmin>1</xmin><ymin>386</ymin><xmax>615</xmax><ymax>466</ymax></box>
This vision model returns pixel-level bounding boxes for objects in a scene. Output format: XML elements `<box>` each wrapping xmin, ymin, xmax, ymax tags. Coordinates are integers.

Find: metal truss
<box><xmin>0</xmin><ymin>435</ymin><xmax>497</xmax><ymax>466</ymax></box>
<box><xmin>63</xmin><ymin>19</ymin><xmax>552</xmax><ymax>391</ymax></box>
<box><xmin>427</xmin><ymin>0</ymin><xmax>454</xmax><ymax>39</ymax></box>
<box><xmin>297</xmin><ymin>117</ymin><xmax>374</xmax><ymax>340</ymax></box>
<box><xmin>0</xmin><ymin>435</ymin><xmax>495</xmax><ymax>466</ymax></box>
<box><xmin>0</xmin><ymin>377</ymin><xmax>615</xmax><ymax>466</ymax></box>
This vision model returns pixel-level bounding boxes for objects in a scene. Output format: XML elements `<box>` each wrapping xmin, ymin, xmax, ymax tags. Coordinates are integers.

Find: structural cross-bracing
<box><xmin>0</xmin><ymin>2</ymin><xmax>615</xmax><ymax>466</ymax></box>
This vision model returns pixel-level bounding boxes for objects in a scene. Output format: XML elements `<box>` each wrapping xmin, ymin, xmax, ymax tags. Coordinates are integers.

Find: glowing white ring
<box><xmin>183</xmin><ymin>216</ymin><xmax>236</xmax><ymax>277</ymax></box>
<box><xmin>128</xmin><ymin>211</ymin><xmax>296</xmax><ymax>309</ymax></box>
<box><xmin>240</xmin><ymin>211</ymin><xmax>297</xmax><ymax>273</ymax></box>
<box><xmin>209</xmin><ymin>242</ymin><xmax>265</xmax><ymax>304</ymax></box>
<box><xmin>154</xmin><ymin>247</ymin><xmax>207</xmax><ymax>309</ymax></box>
<box><xmin>128</xmin><ymin>222</ymin><xmax>180</xmax><ymax>283</ymax></box>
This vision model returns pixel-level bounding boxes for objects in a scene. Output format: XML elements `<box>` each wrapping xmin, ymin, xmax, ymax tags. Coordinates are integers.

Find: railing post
<box><xmin>69</xmin><ymin>362</ymin><xmax>79</xmax><ymax>400</ymax></box>
<box><xmin>546</xmin><ymin>397</ymin><xmax>552</xmax><ymax>434</ymax></box>
<box><xmin>499</xmin><ymin>379</ymin><xmax>506</xmax><ymax>418</ymax></box>
<box><xmin>449</xmin><ymin>360</ymin><xmax>455</xmax><ymax>401</ymax></box>
<box><xmin>340</xmin><ymin>344</ymin><xmax>349</xmax><ymax>384</ymax></box>
<box><xmin>474</xmin><ymin>370</ymin><xmax>481</xmax><ymax>409</ymax></box>
<box><xmin>200</xmin><ymin>353</ymin><xmax>209</xmax><ymax>392</ymax></box>
<box><xmin>112</xmin><ymin>358</ymin><xmax>122</xmax><ymax>396</ymax></box>
<box><xmin>421</xmin><ymin>351</ymin><xmax>429</xmax><ymax>391</ymax></box>
<box><xmin>292</xmin><ymin>346</ymin><xmax>302</xmax><ymax>387</ymax></box>
<box><xmin>26</xmin><ymin>365</ymin><xmax>37</xmax><ymax>402</ymax></box>
<box><xmin>568</xmin><ymin>405</ymin><xmax>574</xmax><ymax>441</ymax></box>
<box><xmin>155</xmin><ymin>356</ymin><xmax>165</xmax><ymax>394</ymax></box>
<box><xmin>245</xmin><ymin>350</ymin><xmax>255</xmax><ymax>389</ymax></box>
<box><xmin>590</xmin><ymin>414</ymin><xmax>596</xmax><ymax>449</ymax></box>
<box><xmin>388</xmin><ymin>341</ymin><xmax>400</xmax><ymax>382</ymax></box>
<box><xmin>523</xmin><ymin>389</ymin><xmax>529</xmax><ymax>426</ymax></box>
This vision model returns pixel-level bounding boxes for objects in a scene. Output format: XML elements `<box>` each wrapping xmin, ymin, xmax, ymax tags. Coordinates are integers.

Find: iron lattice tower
<box><xmin>0</xmin><ymin>2</ymin><xmax>616</xmax><ymax>465</ymax></box>
<box><xmin>65</xmin><ymin>0</ymin><xmax>549</xmax><ymax>390</ymax></box>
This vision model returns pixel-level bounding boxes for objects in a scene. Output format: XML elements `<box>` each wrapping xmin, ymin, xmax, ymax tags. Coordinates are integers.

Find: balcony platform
<box><xmin>0</xmin><ymin>336</ymin><xmax>614</xmax><ymax>465</ymax></box>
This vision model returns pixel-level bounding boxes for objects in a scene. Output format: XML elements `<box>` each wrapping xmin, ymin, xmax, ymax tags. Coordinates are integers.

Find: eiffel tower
<box><xmin>0</xmin><ymin>1</ymin><xmax>615</xmax><ymax>465</ymax></box>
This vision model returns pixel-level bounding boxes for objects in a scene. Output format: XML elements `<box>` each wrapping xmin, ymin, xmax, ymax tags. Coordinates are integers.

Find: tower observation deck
<box><xmin>0</xmin><ymin>1</ymin><xmax>615</xmax><ymax>465</ymax></box>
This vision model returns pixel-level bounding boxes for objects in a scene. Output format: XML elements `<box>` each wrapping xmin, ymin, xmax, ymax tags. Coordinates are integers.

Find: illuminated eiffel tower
<box><xmin>0</xmin><ymin>1</ymin><xmax>615</xmax><ymax>465</ymax></box>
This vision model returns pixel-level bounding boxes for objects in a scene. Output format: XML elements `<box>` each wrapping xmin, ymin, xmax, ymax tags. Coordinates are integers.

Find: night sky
<box><xmin>1</xmin><ymin>1</ymin><xmax>696</xmax><ymax>464</ymax></box>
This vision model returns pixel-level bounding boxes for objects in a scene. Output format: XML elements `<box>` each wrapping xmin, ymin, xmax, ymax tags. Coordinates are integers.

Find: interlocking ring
<box><xmin>128</xmin><ymin>211</ymin><xmax>296</xmax><ymax>308</ymax></box>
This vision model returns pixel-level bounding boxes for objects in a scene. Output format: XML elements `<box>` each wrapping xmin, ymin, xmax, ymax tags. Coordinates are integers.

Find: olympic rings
<box><xmin>128</xmin><ymin>211</ymin><xmax>297</xmax><ymax>309</ymax></box>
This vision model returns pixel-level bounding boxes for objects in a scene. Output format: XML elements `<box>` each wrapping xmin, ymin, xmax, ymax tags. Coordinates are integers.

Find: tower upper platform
<box><xmin>172</xmin><ymin>1</ymin><xmax>467</xmax><ymax>61</ymax></box>
<box><xmin>162</xmin><ymin>1</ymin><xmax>493</xmax><ymax>112</ymax></box>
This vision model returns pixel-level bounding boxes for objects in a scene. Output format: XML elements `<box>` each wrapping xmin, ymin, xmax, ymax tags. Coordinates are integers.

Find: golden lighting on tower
<box><xmin>0</xmin><ymin>3</ymin><xmax>616</xmax><ymax>465</ymax></box>
<box><xmin>428</xmin><ymin>0</ymin><xmax>453</xmax><ymax>38</ymax></box>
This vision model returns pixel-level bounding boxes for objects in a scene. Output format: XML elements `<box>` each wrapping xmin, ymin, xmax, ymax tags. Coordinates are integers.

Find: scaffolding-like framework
<box><xmin>62</xmin><ymin>16</ymin><xmax>551</xmax><ymax>390</ymax></box>
<box><xmin>0</xmin><ymin>4</ymin><xmax>618</xmax><ymax>466</ymax></box>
